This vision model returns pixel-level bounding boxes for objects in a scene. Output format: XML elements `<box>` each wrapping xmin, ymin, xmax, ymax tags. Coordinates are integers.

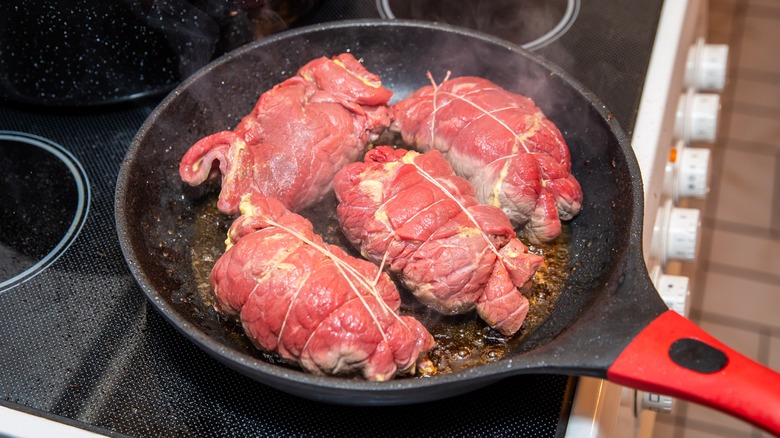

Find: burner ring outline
<box><xmin>0</xmin><ymin>131</ymin><xmax>91</xmax><ymax>293</ymax></box>
<box><xmin>377</xmin><ymin>0</ymin><xmax>581</xmax><ymax>51</ymax></box>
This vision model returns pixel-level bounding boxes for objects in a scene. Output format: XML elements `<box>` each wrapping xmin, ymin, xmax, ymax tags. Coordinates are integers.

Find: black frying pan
<box><xmin>114</xmin><ymin>20</ymin><xmax>780</xmax><ymax>434</ymax></box>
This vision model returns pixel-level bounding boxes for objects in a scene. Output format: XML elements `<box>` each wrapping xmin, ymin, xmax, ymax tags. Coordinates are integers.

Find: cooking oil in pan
<box><xmin>189</xmin><ymin>192</ymin><xmax>571</xmax><ymax>376</ymax></box>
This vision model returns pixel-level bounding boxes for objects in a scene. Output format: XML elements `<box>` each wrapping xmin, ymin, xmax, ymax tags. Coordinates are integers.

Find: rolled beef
<box><xmin>390</xmin><ymin>75</ymin><xmax>583</xmax><ymax>243</ymax></box>
<box><xmin>179</xmin><ymin>53</ymin><xmax>393</xmax><ymax>214</ymax></box>
<box><xmin>210</xmin><ymin>194</ymin><xmax>434</xmax><ymax>381</ymax></box>
<box><xmin>333</xmin><ymin>146</ymin><xmax>544</xmax><ymax>336</ymax></box>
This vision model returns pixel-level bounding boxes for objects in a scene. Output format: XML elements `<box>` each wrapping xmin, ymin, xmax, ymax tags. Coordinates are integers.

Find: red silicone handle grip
<box><xmin>607</xmin><ymin>310</ymin><xmax>780</xmax><ymax>435</ymax></box>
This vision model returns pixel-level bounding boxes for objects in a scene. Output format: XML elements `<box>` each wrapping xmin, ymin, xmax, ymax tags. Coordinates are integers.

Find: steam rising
<box><xmin>379</xmin><ymin>0</ymin><xmax>580</xmax><ymax>50</ymax></box>
<box><xmin>132</xmin><ymin>0</ymin><xmax>306</xmax><ymax>78</ymax></box>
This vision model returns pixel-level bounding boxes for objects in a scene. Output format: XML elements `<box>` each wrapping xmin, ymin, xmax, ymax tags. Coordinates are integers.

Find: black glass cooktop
<box><xmin>0</xmin><ymin>0</ymin><xmax>662</xmax><ymax>436</ymax></box>
<box><xmin>0</xmin><ymin>133</ymin><xmax>90</xmax><ymax>290</ymax></box>
<box><xmin>377</xmin><ymin>0</ymin><xmax>578</xmax><ymax>50</ymax></box>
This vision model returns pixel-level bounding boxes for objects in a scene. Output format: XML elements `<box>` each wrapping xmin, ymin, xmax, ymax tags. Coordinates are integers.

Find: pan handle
<box><xmin>607</xmin><ymin>310</ymin><xmax>780</xmax><ymax>435</ymax></box>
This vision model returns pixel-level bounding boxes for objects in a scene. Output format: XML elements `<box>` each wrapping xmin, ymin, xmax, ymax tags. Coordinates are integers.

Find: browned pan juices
<box><xmin>189</xmin><ymin>183</ymin><xmax>571</xmax><ymax>377</ymax></box>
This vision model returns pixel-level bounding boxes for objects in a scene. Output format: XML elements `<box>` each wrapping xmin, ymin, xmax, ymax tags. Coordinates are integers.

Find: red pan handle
<box><xmin>607</xmin><ymin>310</ymin><xmax>780</xmax><ymax>434</ymax></box>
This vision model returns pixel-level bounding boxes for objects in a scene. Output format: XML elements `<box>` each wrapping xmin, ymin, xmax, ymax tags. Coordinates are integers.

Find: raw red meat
<box><xmin>334</xmin><ymin>146</ymin><xmax>544</xmax><ymax>336</ymax></box>
<box><xmin>179</xmin><ymin>53</ymin><xmax>393</xmax><ymax>214</ymax></box>
<box><xmin>390</xmin><ymin>75</ymin><xmax>583</xmax><ymax>243</ymax></box>
<box><xmin>210</xmin><ymin>194</ymin><xmax>434</xmax><ymax>381</ymax></box>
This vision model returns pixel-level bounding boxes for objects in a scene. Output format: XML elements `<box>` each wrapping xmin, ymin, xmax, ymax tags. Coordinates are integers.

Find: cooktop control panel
<box><xmin>630</xmin><ymin>0</ymin><xmax>729</xmax><ymax>430</ymax></box>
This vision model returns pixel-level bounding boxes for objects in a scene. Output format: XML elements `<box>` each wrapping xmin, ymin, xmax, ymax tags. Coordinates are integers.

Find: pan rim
<box><xmin>115</xmin><ymin>18</ymin><xmax>642</xmax><ymax>404</ymax></box>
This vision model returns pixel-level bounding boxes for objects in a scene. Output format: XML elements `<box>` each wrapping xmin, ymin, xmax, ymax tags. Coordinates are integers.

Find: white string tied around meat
<box><xmin>426</xmin><ymin>71</ymin><xmax>538</xmax><ymax>156</ymax></box>
<box><xmin>406</xmin><ymin>161</ymin><xmax>503</xmax><ymax>261</ymax></box>
<box><xmin>261</xmin><ymin>218</ymin><xmax>410</xmax><ymax>347</ymax></box>
<box><xmin>426</xmin><ymin>72</ymin><xmax>553</xmax><ymax>214</ymax></box>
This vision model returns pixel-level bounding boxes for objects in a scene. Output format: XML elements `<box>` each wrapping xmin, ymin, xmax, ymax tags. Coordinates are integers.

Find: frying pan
<box><xmin>115</xmin><ymin>20</ymin><xmax>780</xmax><ymax>434</ymax></box>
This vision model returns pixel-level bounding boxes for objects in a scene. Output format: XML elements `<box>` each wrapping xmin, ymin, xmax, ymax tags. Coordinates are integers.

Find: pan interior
<box><xmin>118</xmin><ymin>22</ymin><xmax>638</xmax><ymax>397</ymax></box>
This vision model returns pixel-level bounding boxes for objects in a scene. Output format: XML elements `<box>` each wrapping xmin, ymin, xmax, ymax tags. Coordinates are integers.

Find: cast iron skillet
<box><xmin>115</xmin><ymin>20</ymin><xmax>780</xmax><ymax>433</ymax></box>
